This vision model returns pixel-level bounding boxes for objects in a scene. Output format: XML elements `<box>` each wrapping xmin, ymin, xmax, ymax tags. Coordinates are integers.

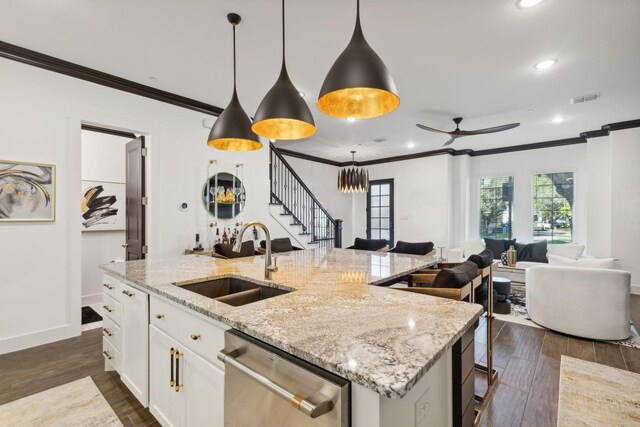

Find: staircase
<box><xmin>269</xmin><ymin>144</ymin><xmax>342</xmax><ymax>249</ymax></box>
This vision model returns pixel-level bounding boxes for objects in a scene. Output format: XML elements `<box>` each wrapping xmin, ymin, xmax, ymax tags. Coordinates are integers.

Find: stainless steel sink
<box><xmin>177</xmin><ymin>278</ymin><xmax>291</xmax><ymax>307</ymax></box>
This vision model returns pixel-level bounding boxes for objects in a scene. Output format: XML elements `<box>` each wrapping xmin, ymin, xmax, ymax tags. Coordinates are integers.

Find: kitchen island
<box><xmin>101</xmin><ymin>248</ymin><xmax>483</xmax><ymax>427</ymax></box>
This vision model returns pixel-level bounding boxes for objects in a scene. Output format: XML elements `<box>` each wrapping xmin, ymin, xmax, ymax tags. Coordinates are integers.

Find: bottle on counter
<box><xmin>194</xmin><ymin>233</ymin><xmax>203</xmax><ymax>251</ymax></box>
<box><xmin>215</xmin><ymin>228</ymin><xmax>221</xmax><ymax>245</ymax></box>
<box><xmin>252</xmin><ymin>225</ymin><xmax>258</xmax><ymax>241</ymax></box>
<box><xmin>230</xmin><ymin>230</ymin><xmax>237</xmax><ymax>246</ymax></box>
<box><xmin>222</xmin><ymin>228</ymin><xmax>229</xmax><ymax>244</ymax></box>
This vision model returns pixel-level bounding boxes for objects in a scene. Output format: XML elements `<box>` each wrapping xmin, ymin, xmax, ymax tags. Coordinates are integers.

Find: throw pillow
<box><xmin>431</xmin><ymin>260</ymin><xmax>479</xmax><ymax>289</ymax></box>
<box><xmin>260</xmin><ymin>238</ymin><xmax>294</xmax><ymax>253</ymax></box>
<box><xmin>353</xmin><ymin>238</ymin><xmax>388</xmax><ymax>251</ymax></box>
<box><xmin>391</xmin><ymin>241</ymin><xmax>434</xmax><ymax>255</ymax></box>
<box><xmin>548</xmin><ymin>243</ymin><xmax>585</xmax><ymax>260</ymax></box>
<box><xmin>484</xmin><ymin>238</ymin><xmax>516</xmax><ymax>260</ymax></box>
<box><xmin>214</xmin><ymin>241</ymin><xmax>255</xmax><ymax>259</ymax></box>
<box><xmin>515</xmin><ymin>240</ymin><xmax>548</xmax><ymax>263</ymax></box>
<box><xmin>500</xmin><ymin>251</ymin><xmax>508</xmax><ymax>265</ymax></box>
<box><xmin>468</xmin><ymin>249</ymin><xmax>494</xmax><ymax>269</ymax></box>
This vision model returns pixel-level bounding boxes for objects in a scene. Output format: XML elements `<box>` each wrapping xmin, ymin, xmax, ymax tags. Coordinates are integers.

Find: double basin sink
<box><xmin>177</xmin><ymin>277</ymin><xmax>291</xmax><ymax>307</ymax></box>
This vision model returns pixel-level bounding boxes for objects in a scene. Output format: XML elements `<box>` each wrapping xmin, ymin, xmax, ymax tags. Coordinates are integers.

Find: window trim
<box><xmin>478</xmin><ymin>175</ymin><xmax>515</xmax><ymax>240</ymax></box>
<box><xmin>530</xmin><ymin>170</ymin><xmax>576</xmax><ymax>244</ymax></box>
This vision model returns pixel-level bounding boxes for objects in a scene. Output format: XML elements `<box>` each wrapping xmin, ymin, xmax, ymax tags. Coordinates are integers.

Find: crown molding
<box><xmin>0</xmin><ymin>40</ymin><xmax>224</xmax><ymax>117</ymax></box>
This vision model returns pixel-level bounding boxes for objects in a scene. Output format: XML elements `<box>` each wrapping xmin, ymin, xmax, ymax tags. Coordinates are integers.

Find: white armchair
<box><xmin>526</xmin><ymin>265</ymin><xmax>631</xmax><ymax>340</ymax></box>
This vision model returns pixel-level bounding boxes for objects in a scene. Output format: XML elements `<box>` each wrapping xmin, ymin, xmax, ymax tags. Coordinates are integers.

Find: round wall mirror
<box><xmin>202</xmin><ymin>172</ymin><xmax>245</xmax><ymax>219</ymax></box>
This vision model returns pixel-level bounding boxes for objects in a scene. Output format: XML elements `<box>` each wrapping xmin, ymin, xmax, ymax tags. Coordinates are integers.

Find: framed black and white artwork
<box><xmin>81</xmin><ymin>180</ymin><xmax>126</xmax><ymax>231</ymax></box>
<box><xmin>0</xmin><ymin>160</ymin><xmax>56</xmax><ymax>222</ymax></box>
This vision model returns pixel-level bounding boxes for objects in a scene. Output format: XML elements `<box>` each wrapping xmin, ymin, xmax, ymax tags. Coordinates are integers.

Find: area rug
<box><xmin>0</xmin><ymin>377</ymin><xmax>122</xmax><ymax>427</ymax></box>
<box><xmin>558</xmin><ymin>356</ymin><xmax>640</xmax><ymax>426</ymax></box>
<box><xmin>495</xmin><ymin>286</ymin><xmax>640</xmax><ymax>349</ymax></box>
<box><xmin>82</xmin><ymin>306</ymin><xmax>103</xmax><ymax>325</ymax></box>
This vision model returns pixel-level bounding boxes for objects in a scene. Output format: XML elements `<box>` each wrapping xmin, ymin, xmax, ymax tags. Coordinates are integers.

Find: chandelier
<box><xmin>338</xmin><ymin>151</ymin><xmax>369</xmax><ymax>193</ymax></box>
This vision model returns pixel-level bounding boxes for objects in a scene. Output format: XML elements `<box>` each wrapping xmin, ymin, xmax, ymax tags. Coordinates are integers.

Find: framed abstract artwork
<box><xmin>81</xmin><ymin>180</ymin><xmax>126</xmax><ymax>231</ymax></box>
<box><xmin>0</xmin><ymin>160</ymin><xmax>56</xmax><ymax>222</ymax></box>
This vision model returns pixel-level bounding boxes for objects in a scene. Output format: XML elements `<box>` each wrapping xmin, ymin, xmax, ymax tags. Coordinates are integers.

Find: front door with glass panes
<box><xmin>367</xmin><ymin>179</ymin><xmax>394</xmax><ymax>247</ymax></box>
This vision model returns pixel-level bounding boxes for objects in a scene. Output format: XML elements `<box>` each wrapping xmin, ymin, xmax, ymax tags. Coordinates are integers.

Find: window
<box><xmin>532</xmin><ymin>172</ymin><xmax>574</xmax><ymax>243</ymax></box>
<box><xmin>479</xmin><ymin>176</ymin><xmax>513</xmax><ymax>239</ymax></box>
<box><xmin>367</xmin><ymin>179</ymin><xmax>394</xmax><ymax>246</ymax></box>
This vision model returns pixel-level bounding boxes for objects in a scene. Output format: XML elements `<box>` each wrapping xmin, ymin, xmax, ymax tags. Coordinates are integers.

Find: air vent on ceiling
<box><xmin>570</xmin><ymin>92</ymin><xmax>600</xmax><ymax>104</ymax></box>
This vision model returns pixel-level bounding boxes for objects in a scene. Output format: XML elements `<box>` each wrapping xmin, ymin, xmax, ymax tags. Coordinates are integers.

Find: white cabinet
<box><xmin>120</xmin><ymin>281</ymin><xmax>149</xmax><ymax>406</ymax></box>
<box><xmin>149</xmin><ymin>325</ymin><xmax>224</xmax><ymax>427</ymax></box>
<box><xmin>102</xmin><ymin>274</ymin><xmax>149</xmax><ymax>407</ymax></box>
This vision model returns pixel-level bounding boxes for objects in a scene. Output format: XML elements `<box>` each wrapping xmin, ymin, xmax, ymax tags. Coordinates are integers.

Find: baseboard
<box><xmin>82</xmin><ymin>293</ymin><xmax>103</xmax><ymax>306</ymax></box>
<box><xmin>632</xmin><ymin>284</ymin><xmax>640</xmax><ymax>295</ymax></box>
<box><xmin>0</xmin><ymin>324</ymin><xmax>79</xmax><ymax>355</ymax></box>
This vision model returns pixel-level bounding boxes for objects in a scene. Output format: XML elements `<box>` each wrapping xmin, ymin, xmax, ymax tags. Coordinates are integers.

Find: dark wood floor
<box><xmin>478</xmin><ymin>294</ymin><xmax>640</xmax><ymax>427</ymax></box>
<box><xmin>1</xmin><ymin>295</ymin><xmax>638</xmax><ymax>427</ymax></box>
<box><xmin>0</xmin><ymin>328</ymin><xmax>158</xmax><ymax>427</ymax></box>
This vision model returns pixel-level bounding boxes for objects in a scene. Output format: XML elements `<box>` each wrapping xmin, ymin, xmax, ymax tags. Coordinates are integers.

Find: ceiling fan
<box><xmin>416</xmin><ymin>117</ymin><xmax>520</xmax><ymax>147</ymax></box>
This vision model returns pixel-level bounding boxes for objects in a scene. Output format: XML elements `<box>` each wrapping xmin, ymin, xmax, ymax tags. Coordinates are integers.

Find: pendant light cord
<box><xmin>232</xmin><ymin>23</ymin><xmax>237</xmax><ymax>91</ymax></box>
<box><xmin>282</xmin><ymin>0</ymin><xmax>286</xmax><ymax>62</ymax></box>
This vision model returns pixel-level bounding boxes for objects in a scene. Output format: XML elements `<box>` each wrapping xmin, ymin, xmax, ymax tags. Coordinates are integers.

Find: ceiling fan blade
<box><xmin>416</xmin><ymin>123</ymin><xmax>451</xmax><ymax>134</ymax></box>
<box><xmin>441</xmin><ymin>136</ymin><xmax>459</xmax><ymax>147</ymax></box>
<box><xmin>459</xmin><ymin>123</ymin><xmax>520</xmax><ymax>135</ymax></box>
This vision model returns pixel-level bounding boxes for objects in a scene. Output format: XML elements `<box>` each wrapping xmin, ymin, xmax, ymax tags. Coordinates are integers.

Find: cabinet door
<box><xmin>120</xmin><ymin>282</ymin><xmax>149</xmax><ymax>406</ymax></box>
<box><xmin>182</xmin><ymin>346</ymin><xmax>225</xmax><ymax>427</ymax></box>
<box><xmin>149</xmin><ymin>325</ymin><xmax>184</xmax><ymax>427</ymax></box>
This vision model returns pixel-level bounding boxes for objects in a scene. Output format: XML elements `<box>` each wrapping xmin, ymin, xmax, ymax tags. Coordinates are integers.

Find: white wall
<box><xmin>0</xmin><ymin>58</ymin><xmax>283</xmax><ymax>354</ymax></box>
<box><xmin>609</xmin><ymin>128</ymin><xmax>640</xmax><ymax>290</ymax></box>
<box><xmin>586</xmin><ymin>135</ymin><xmax>612</xmax><ymax>258</ymax></box>
<box><xmin>80</xmin><ymin>130</ymin><xmax>129</xmax><ymax>305</ymax></box>
<box><xmin>352</xmin><ymin>155</ymin><xmax>453</xmax><ymax>249</ymax></box>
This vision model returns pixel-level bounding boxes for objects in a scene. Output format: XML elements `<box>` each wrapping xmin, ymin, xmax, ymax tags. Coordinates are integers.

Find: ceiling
<box><xmin>2</xmin><ymin>0</ymin><xmax>639</xmax><ymax>162</ymax></box>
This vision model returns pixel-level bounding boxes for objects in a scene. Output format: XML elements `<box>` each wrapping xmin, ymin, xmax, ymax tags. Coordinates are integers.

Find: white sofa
<box><xmin>526</xmin><ymin>265</ymin><xmax>631</xmax><ymax>340</ymax></box>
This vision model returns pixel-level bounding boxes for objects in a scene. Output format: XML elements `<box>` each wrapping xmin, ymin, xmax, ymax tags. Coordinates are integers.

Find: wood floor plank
<box><xmin>594</xmin><ymin>341</ymin><xmax>627</xmax><ymax>370</ymax></box>
<box><xmin>521</xmin><ymin>331</ymin><xmax>568</xmax><ymax>427</ymax></box>
<box><xmin>491</xmin><ymin>322</ymin><xmax>526</xmax><ymax>369</ymax></box>
<box><xmin>511</xmin><ymin>326</ymin><xmax>545</xmax><ymax>361</ymax></box>
<box><xmin>567</xmin><ymin>337</ymin><xmax>595</xmax><ymax>362</ymax></box>
<box><xmin>500</xmin><ymin>356</ymin><xmax>538</xmax><ymax>392</ymax></box>
<box><xmin>480</xmin><ymin>383</ymin><xmax>528</xmax><ymax>427</ymax></box>
<box><xmin>620</xmin><ymin>346</ymin><xmax>640</xmax><ymax>374</ymax></box>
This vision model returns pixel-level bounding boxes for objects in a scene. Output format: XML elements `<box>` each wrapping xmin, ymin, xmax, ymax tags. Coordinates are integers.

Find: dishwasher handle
<box><xmin>218</xmin><ymin>347</ymin><xmax>334</xmax><ymax>419</ymax></box>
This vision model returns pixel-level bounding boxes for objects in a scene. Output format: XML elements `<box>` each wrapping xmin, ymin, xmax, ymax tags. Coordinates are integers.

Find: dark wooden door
<box><xmin>367</xmin><ymin>179</ymin><xmax>394</xmax><ymax>247</ymax></box>
<box><xmin>125</xmin><ymin>136</ymin><xmax>146</xmax><ymax>260</ymax></box>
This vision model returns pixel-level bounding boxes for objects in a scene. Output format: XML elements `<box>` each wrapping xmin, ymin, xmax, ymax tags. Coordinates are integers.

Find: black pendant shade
<box><xmin>338</xmin><ymin>151</ymin><xmax>369</xmax><ymax>193</ymax></box>
<box><xmin>208</xmin><ymin>13</ymin><xmax>262</xmax><ymax>152</ymax></box>
<box><xmin>252</xmin><ymin>0</ymin><xmax>316</xmax><ymax>140</ymax></box>
<box><xmin>318</xmin><ymin>0</ymin><xmax>399</xmax><ymax>120</ymax></box>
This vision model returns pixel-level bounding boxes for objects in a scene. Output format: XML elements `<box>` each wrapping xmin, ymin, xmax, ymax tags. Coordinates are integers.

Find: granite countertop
<box><xmin>101</xmin><ymin>248</ymin><xmax>483</xmax><ymax>399</ymax></box>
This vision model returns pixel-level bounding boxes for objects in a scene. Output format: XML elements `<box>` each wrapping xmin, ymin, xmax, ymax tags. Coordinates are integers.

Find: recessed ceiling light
<box><xmin>148</xmin><ymin>76</ymin><xmax>158</xmax><ymax>82</ymax></box>
<box><xmin>346</xmin><ymin>117</ymin><xmax>357</xmax><ymax>122</ymax></box>
<box><xmin>534</xmin><ymin>59</ymin><xmax>557</xmax><ymax>70</ymax></box>
<box><xmin>516</xmin><ymin>0</ymin><xmax>544</xmax><ymax>9</ymax></box>
<box><xmin>527</xmin><ymin>109</ymin><xmax>535</xmax><ymax>113</ymax></box>
<box><xmin>298</xmin><ymin>91</ymin><xmax>306</xmax><ymax>98</ymax></box>
<box><xmin>550</xmin><ymin>116</ymin><xmax>565</xmax><ymax>123</ymax></box>
<box><xmin>407</xmin><ymin>141</ymin><xmax>415</xmax><ymax>148</ymax></box>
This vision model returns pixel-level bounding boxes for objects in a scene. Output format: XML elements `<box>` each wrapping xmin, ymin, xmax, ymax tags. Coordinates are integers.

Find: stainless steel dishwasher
<box><xmin>218</xmin><ymin>330</ymin><xmax>350</xmax><ymax>427</ymax></box>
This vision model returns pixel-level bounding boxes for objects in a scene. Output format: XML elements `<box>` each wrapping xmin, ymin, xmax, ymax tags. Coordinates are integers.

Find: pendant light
<box><xmin>208</xmin><ymin>13</ymin><xmax>262</xmax><ymax>152</ymax></box>
<box><xmin>252</xmin><ymin>0</ymin><xmax>316</xmax><ymax>140</ymax></box>
<box><xmin>338</xmin><ymin>151</ymin><xmax>369</xmax><ymax>193</ymax></box>
<box><xmin>317</xmin><ymin>0</ymin><xmax>399</xmax><ymax>120</ymax></box>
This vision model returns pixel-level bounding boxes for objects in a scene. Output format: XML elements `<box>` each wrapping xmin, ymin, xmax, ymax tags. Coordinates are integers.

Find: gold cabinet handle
<box><xmin>102</xmin><ymin>327</ymin><xmax>113</xmax><ymax>337</ymax></box>
<box><xmin>190</xmin><ymin>333</ymin><xmax>201</xmax><ymax>341</ymax></box>
<box><xmin>155</xmin><ymin>313</ymin><xmax>165</xmax><ymax>319</ymax></box>
<box><xmin>122</xmin><ymin>290</ymin><xmax>135</xmax><ymax>297</ymax></box>
<box><xmin>170</xmin><ymin>348</ymin><xmax>176</xmax><ymax>387</ymax></box>
<box><xmin>102</xmin><ymin>350</ymin><xmax>113</xmax><ymax>360</ymax></box>
<box><xmin>103</xmin><ymin>283</ymin><xmax>114</xmax><ymax>290</ymax></box>
<box><xmin>175</xmin><ymin>350</ymin><xmax>182</xmax><ymax>392</ymax></box>
<box><xmin>103</xmin><ymin>305</ymin><xmax>113</xmax><ymax>313</ymax></box>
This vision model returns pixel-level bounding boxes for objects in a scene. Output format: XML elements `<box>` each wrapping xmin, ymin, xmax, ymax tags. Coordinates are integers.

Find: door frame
<box><xmin>366</xmin><ymin>178</ymin><xmax>395</xmax><ymax>246</ymax></box>
<box><xmin>67</xmin><ymin>109</ymin><xmax>155</xmax><ymax>336</ymax></box>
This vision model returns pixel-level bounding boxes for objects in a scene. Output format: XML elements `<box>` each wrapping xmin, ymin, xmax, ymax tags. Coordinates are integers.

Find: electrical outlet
<box><xmin>415</xmin><ymin>388</ymin><xmax>430</xmax><ymax>427</ymax></box>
